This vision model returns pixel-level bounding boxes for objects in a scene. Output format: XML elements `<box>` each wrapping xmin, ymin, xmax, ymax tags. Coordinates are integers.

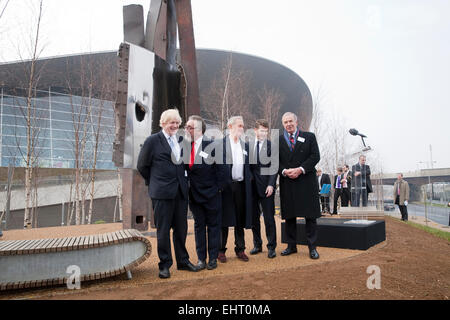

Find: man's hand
<box><xmin>355</xmin><ymin>171</ymin><xmax>361</xmax><ymax>177</ymax></box>
<box><xmin>404</xmin><ymin>200</ymin><xmax>408</xmax><ymax>206</ymax></box>
<box><xmin>286</xmin><ymin>167</ymin><xmax>303</xmax><ymax>179</ymax></box>
<box><xmin>265</xmin><ymin>186</ymin><xmax>274</xmax><ymax>197</ymax></box>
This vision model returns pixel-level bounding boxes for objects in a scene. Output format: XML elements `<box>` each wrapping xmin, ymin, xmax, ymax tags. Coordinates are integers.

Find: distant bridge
<box><xmin>372</xmin><ymin>168</ymin><xmax>450</xmax><ymax>185</ymax></box>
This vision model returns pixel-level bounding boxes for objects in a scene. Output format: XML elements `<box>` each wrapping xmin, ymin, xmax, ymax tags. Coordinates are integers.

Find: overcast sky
<box><xmin>1</xmin><ymin>0</ymin><xmax>449</xmax><ymax>173</ymax></box>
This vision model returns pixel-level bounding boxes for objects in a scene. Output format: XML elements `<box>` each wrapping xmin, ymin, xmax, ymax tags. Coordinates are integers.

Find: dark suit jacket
<box><xmin>351</xmin><ymin>163</ymin><xmax>372</xmax><ymax>193</ymax></box>
<box><xmin>137</xmin><ymin>130</ymin><xmax>188</xmax><ymax>200</ymax></box>
<box><xmin>333</xmin><ymin>174</ymin><xmax>343</xmax><ymax>189</ymax></box>
<box><xmin>186</xmin><ymin>138</ymin><xmax>228</xmax><ymax>204</ymax></box>
<box><xmin>220</xmin><ymin>136</ymin><xmax>254</xmax><ymax>229</ymax></box>
<box><xmin>250</xmin><ymin>139</ymin><xmax>277</xmax><ymax>198</ymax></box>
<box><xmin>319</xmin><ymin>173</ymin><xmax>331</xmax><ymax>192</ymax></box>
<box><xmin>278</xmin><ymin>130</ymin><xmax>321</xmax><ymax>219</ymax></box>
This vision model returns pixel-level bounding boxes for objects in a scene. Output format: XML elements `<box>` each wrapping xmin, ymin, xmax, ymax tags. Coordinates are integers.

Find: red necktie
<box><xmin>289</xmin><ymin>134</ymin><xmax>295</xmax><ymax>151</ymax></box>
<box><xmin>189</xmin><ymin>141</ymin><xmax>195</xmax><ymax>169</ymax></box>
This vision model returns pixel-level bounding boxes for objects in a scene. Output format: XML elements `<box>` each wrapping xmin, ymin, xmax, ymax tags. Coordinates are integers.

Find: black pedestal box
<box><xmin>281</xmin><ymin>218</ymin><xmax>386</xmax><ymax>250</ymax></box>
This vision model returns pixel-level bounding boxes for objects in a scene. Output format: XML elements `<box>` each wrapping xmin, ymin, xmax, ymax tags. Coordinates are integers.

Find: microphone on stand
<box><xmin>349</xmin><ymin>128</ymin><xmax>368</xmax><ymax>147</ymax></box>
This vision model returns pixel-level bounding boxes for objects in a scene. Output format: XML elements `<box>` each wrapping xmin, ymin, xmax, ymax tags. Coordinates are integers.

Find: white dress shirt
<box><xmin>229</xmin><ymin>135</ymin><xmax>244</xmax><ymax>181</ymax></box>
<box><xmin>192</xmin><ymin>135</ymin><xmax>203</xmax><ymax>163</ymax></box>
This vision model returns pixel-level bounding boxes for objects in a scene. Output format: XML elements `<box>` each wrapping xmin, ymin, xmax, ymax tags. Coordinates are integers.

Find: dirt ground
<box><xmin>1</xmin><ymin>216</ymin><xmax>449</xmax><ymax>300</ymax></box>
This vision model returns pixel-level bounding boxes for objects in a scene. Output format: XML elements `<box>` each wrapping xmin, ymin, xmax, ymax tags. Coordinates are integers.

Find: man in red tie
<box><xmin>184</xmin><ymin>115</ymin><xmax>227</xmax><ymax>270</ymax></box>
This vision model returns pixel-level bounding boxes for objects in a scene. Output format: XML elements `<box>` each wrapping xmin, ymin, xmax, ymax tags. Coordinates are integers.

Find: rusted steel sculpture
<box><xmin>113</xmin><ymin>0</ymin><xmax>200</xmax><ymax>231</ymax></box>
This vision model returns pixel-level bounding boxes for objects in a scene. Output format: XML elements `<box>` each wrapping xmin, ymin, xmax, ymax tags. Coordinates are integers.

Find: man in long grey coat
<box><xmin>393</xmin><ymin>173</ymin><xmax>410</xmax><ymax>221</ymax></box>
<box><xmin>278</xmin><ymin>112</ymin><xmax>321</xmax><ymax>259</ymax></box>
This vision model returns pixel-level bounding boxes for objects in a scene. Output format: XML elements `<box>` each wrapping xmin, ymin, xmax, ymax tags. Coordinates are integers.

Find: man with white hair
<box><xmin>278</xmin><ymin>112</ymin><xmax>321</xmax><ymax>259</ymax></box>
<box><xmin>218</xmin><ymin>116</ymin><xmax>254</xmax><ymax>263</ymax></box>
<box><xmin>137</xmin><ymin>108</ymin><xmax>198</xmax><ymax>279</ymax></box>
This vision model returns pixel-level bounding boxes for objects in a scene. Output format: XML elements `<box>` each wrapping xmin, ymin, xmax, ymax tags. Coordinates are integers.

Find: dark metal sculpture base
<box><xmin>281</xmin><ymin>218</ymin><xmax>386</xmax><ymax>250</ymax></box>
<box><xmin>121</xmin><ymin>168</ymin><xmax>152</xmax><ymax>231</ymax></box>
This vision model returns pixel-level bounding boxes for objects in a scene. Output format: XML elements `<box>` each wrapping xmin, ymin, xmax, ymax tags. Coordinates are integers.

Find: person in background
<box><xmin>351</xmin><ymin>155</ymin><xmax>373</xmax><ymax>207</ymax></box>
<box><xmin>341</xmin><ymin>164</ymin><xmax>352</xmax><ymax>207</ymax></box>
<box><xmin>393</xmin><ymin>173</ymin><xmax>410</xmax><ymax>221</ymax></box>
<box><xmin>317</xmin><ymin>168</ymin><xmax>331</xmax><ymax>214</ymax></box>
<box><xmin>332</xmin><ymin>167</ymin><xmax>344</xmax><ymax>215</ymax></box>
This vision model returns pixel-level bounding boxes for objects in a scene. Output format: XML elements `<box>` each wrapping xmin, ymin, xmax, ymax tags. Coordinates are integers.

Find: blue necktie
<box><xmin>168</xmin><ymin>137</ymin><xmax>179</xmax><ymax>161</ymax></box>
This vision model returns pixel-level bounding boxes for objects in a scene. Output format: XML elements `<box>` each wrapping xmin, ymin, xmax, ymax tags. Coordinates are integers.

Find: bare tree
<box><xmin>22</xmin><ymin>0</ymin><xmax>45</xmax><ymax>229</ymax></box>
<box><xmin>256</xmin><ymin>85</ymin><xmax>284</xmax><ymax>130</ymax></box>
<box><xmin>86</xmin><ymin>59</ymin><xmax>116</xmax><ymax>224</ymax></box>
<box><xmin>202</xmin><ymin>54</ymin><xmax>254</xmax><ymax>129</ymax></box>
<box><xmin>0</xmin><ymin>0</ymin><xmax>10</xmax><ymax>21</ymax></box>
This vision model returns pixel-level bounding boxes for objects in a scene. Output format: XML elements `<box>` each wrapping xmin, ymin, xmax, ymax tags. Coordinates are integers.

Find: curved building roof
<box><xmin>0</xmin><ymin>48</ymin><xmax>312</xmax><ymax>130</ymax></box>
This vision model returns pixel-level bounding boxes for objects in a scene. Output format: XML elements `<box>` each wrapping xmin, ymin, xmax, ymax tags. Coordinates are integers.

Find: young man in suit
<box><xmin>137</xmin><ymin>109</ymin><xmax>198</xmax><ymax>279</ymax></box>
<box><xmin>351</xmin><ymin>155</ymin><xmax>373</xmax><ymax>207</ymax></box>
<box><xmin>341</xmin><ymin>164</ymin><xmax>352</xmax><ymax>207</ymax></box>
<box><xmin>249</xmin><ymin>119</ymin><xmax>277</xmax><ymax>259</ymax></box>
<box><xmin>278</xmin><ymin>112</ymin><xmax>321</xmax><ymax>260</ymax></box>
<box><xmin>184</xmin><ymin>115</ymin><xmax>227</xmax><ymax>270</ymax></box>
<box><xmin>218</xmin><ymin>116</ymin><xmax>254</xmax><ymax>263</ymax></box>
<box><xmin>317</xmin><ymin>168</ymin><xmax>331</xmax><ymax>214</ymax></box>
<box><xmin>332</xmin><ymin>167</ymin><xmax>344</xmax><ymax>215</ymax></box>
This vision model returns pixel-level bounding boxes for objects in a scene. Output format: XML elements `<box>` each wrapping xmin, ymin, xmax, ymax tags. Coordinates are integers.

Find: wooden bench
<box><xmin>0</xmin><ymin>229</ymin><xmax>151</xmax><ymax>291</ymax></box>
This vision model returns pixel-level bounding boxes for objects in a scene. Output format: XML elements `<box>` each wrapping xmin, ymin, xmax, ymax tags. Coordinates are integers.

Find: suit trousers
<box><xmin>396</xmin><ymin>195</ymin><xmax>408</xmax><ymax>221</ymax></box>
<box><xmin>341</xmin><ymin>188</ymin><xmax>351</xmax><ymax>207</ymax></box>
<box><xmin>190</xmin><ymin>194</ymin><xmax>221</xmax><ymax>262</ymax></box>
<box><xmin>220</xmin><ymin>181</ymin><xmax>246</xmax><ymax>254</ymax></box>
<box><xmin>252</xmin><ymin>194</ymin><xmax>277</xmax><ymax>250</ymax></box>
<box><xmin>285</xmin><ymin>217</ymin><xmax>317</xmax><ymax>251</ymax></box>
<box><xmin>333</xmin><ymin>188</ymin><xmax>342</xmax><ymax>214</ymax></box>
<box><xmin>352</xmin><ymin>189</ymin><xmax>368</xmax><ymax>207</ymax></box>
<box><xmin>320</xmin><ymin>195</ymin><xmax>330</xmax><ymax>212</ymax></box>
<box><xmin>152</xmin><ymin>187</ymin><xmax>189</xmax><ymax>270</ymax></box>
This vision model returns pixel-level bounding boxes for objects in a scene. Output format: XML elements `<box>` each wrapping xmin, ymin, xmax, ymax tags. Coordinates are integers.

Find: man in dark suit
<box><xmin>351</xmin><ymin>155</ymin><xmax>373</xmax><ymax>207</ymax></box>
<box><xmin>332</xmin><ymin>167</ymin><xmax>344</xmax><ymax>215</ymax></box>
<box><xmin>249</xmin><ymin>119</ymin><xmax>277</xmax><ymax>259</ymax></box>
<box><xmin>278</xmin><ymin>112</ymin><xmax>321</xmax><ymax>259</ymax></box>
<box><xmin>184</xmin><ymin>115</ymin><xmax>227</xmax><ymax>271</ymax></box>
<box><xmin>218</xmin><ymin>116</ymin><xmax>254</xmax><ymax>263</ymax></box>
<box><xmin>137</xmin><ymin>109</ymin><xmax>198</xmax><ymax>279</ymax></box>
<box><xmin>317</xmin><ymin>168</ymin><xmax>331</xmax><ymax>214</ymax></box>
<box><xmin>341</xmin><ymin>164</ymin><xmax>352</xmax><ymax>207</ymax></box>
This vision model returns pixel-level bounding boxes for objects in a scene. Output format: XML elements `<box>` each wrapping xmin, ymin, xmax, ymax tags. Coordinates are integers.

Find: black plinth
<box><xmin>281</xmin><ymin>218</ymin><xmax>385</xmax><ymax>250</ymax></box>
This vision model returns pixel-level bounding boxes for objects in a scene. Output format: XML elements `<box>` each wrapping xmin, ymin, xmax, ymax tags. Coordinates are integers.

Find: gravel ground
<box><xmin>1</xmin><ymin>216</ymin><xmax>449</xmax><ymax>300</ymax></box>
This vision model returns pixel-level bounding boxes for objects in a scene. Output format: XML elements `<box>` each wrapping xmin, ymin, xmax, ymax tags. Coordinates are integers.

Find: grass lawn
<box><xmin>404</xmin><ymin>219</ymin><xmax>450</xmax><ymax>242</ymax></box>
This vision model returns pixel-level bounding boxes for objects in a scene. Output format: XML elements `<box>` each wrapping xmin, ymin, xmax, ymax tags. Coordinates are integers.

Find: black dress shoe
<box><xmin>196</xmin><ymin>260</ymin><xmax>206</xmax><ymax>270</ymax></box>
<box><xmin>268</xmin><ymin>249</ymin><xmax>276</xmax><ymax>259</ymax></box>
<box><xmin>177</xmin><ymin>261</ymin><xmax>199</xmax><ymax>272</ymax></box>
<box><xmin>159</xmin><ymin>268</ymin><xmax>170</xmax><ymax>279</ymax></box>
<box><xmin>206</xmin><ymin>259</ymin><xmax>217</xmax><ymax>270</ymax></box>
<box><xmin>250</xmin><ymin>247</ymin><xmax>262</xmax><ymax>255</ymax></box>
<box><xmin>309</xmin><ymin>248</ymin><xmax>320</xmax><ymax>259</ymax></box>
<box><xmin>281</xmin><ymin>247</ymin><xmax>297</xmax><ymax>256</ymax></box>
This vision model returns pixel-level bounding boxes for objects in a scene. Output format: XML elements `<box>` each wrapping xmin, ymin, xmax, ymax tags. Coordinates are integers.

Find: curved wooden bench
<box><xmin>0</xmin><ymin>229</ymin><xmax>151</xmax><ymax>291</ymax></box>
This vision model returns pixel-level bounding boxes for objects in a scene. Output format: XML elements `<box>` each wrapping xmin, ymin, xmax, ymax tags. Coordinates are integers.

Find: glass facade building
<box><xmin>0</xmin><ymin>88</ymin><xmax>116</xmax><ymax>170</ymax></box>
